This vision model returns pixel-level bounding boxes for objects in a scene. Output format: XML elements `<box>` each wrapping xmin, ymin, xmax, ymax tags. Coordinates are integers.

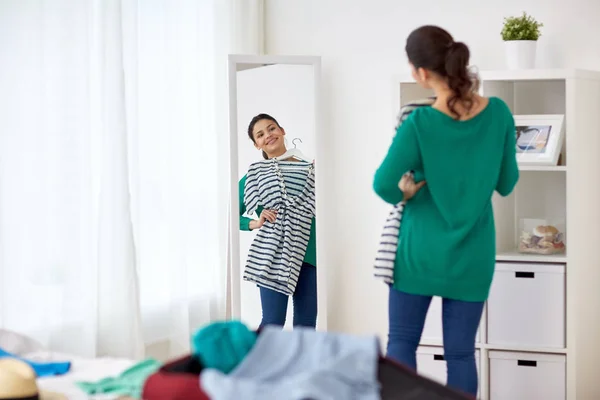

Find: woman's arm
<box><xmin>496</xmin><ymin>115</ymin><xmax>519</xmax><ymax>196</ymax></box>
<box><xmin>373</xmin><ymin>120</ymin><xmax>422</xmax><ymax>204</ymax></box>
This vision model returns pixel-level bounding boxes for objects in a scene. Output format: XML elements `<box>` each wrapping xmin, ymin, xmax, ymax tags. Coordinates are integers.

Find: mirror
<box><xmin>227</xmin><ymin>55</ymin><xmax>325</xmax><ymax>330</ymax></box>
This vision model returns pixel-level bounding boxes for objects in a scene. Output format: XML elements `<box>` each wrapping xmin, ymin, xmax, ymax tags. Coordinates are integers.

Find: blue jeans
<box><xmin>259</xmin><ymin>262</ymin><xmax>317</xmax><ymax>328</ymax></box>
<box><xmin>387</xmin><ymin>287</ymin><xmax>483</xmax><ymax>397</ymax></box>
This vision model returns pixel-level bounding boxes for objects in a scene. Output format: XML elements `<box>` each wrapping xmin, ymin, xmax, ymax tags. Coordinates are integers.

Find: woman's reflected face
<box><xmin>252</xmin><ymin>119</ymin><xmax>286</xmax><ymax>156</ymax></box>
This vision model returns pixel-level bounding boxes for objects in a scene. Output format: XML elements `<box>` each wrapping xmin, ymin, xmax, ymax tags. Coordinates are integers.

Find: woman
<box><xmin>239</xmin><ymin>113</ymin><xmax>317</xmax><ymax>329</ymax></box>
<box><xmin>373</xmin><ymin>26</ymin><xmax>519</xmax><ymax>397</ymax></box>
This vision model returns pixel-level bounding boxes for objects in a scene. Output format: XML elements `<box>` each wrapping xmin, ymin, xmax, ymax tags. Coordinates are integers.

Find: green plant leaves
<box><xmin>501</xmin><ymin>12</ymin><xmax>543</xmax><ymax>41</ymax></box>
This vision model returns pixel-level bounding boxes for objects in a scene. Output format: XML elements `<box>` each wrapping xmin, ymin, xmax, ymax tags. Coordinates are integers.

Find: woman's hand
<box><xmin>399</xmin><ymin>173</ymin><xmax>426</xmax><ymax>201</ymax></box>
<box><xmin>250</xmin><ymin>209</ymin><xmax>278</xmax><ymax>230</ymax></box>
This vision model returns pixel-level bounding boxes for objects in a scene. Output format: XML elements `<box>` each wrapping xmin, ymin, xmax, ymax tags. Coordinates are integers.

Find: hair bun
<box><xmin>447</xmin><ymin>41</ymin><xmax>467</xmax><ymax>57</ymax></box>
<box><xmin>445</xmin><ymin>41</ymin><xmax>469</xmax><ymax>73</ymax></box>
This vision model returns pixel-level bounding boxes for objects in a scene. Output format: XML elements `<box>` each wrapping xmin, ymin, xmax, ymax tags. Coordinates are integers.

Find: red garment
<box><xmin>142</xmin><ymin>356</ymin><xmax>210</xmax><ymax>400</ymax></box>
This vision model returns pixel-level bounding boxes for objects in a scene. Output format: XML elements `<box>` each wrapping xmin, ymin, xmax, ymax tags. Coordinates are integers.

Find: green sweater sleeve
<box><xmin>496</xmin><ymin>113</ymin><xmax>519</xmax><ymax>196</ymax></box>
<box><xmin>239</xmin><ymin>175</ymin><xmax>253</xmax><ymax>231</ymax></box>
<box><xmin>373</xmin><ymin>119</ymin><xmax>422</xmax><ymax>204</ymax></box>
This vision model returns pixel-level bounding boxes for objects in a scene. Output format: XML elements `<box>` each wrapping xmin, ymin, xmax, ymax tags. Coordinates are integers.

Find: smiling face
<box><xmin>251</xmin><ymin>118</ymin><xmax>286</xmax><ymax>158</ymax></box>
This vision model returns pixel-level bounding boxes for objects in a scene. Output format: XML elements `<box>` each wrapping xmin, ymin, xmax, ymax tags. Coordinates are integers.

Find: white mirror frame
<box><xmin>227</xmin><ymin>54</ymin><xmax>327</xmax><ymax>330</ymax></box>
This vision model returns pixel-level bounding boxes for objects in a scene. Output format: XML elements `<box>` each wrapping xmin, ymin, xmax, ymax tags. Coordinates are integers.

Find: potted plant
<box><xmin>501</xmin><ymin>12</ymin><xmax>543</xmax><ymax>70</ymax></box>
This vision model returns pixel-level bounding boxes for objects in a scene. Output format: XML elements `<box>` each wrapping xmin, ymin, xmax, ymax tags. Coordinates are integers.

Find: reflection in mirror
<box><xmin>235</xmin><ymin>62</ymin><xmax>318</xmax><ymax>330</ymax></box>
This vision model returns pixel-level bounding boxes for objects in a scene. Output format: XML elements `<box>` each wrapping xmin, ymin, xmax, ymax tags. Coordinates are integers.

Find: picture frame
<box><xmin>514</xmin><ymin>114</ymin><xmax>565</xmax><ymax>166</ymax></box>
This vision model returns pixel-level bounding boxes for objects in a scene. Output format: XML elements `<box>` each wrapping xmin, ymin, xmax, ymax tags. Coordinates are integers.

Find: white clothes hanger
<box><xmin>273</xmin><ymin>138</ymin><xmax>311</xmax><ymax>169</ymax></box>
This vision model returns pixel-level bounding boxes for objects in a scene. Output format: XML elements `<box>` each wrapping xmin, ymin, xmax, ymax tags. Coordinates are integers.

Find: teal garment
<box><xmin>76</xmin><ymin>358</ymin><xmax>161</xmax><ymax>399</ymax></box>
<box><xmin>239</xmin><ymin>175</ymin><xmax>317</xmax><ymax>268</ymax></box>
<box><xmin>373</xmin><ymin>97</ymin><xmax>519</xmax><ymax>302</ymax></box>
<box><xmin>192</xmin><ymin>320</ymin><xmax>257</xmax><ymax>374</ymax></box>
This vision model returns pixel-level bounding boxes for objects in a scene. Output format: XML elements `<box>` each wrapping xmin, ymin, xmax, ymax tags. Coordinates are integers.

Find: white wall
<box><xmin>264</xmin><ymin>0</ymin><xmax>600</xmax><ymax>339</ymax></box>
<box><xmin>236</xmin><ymin>64</ymin><xmax>316</xmax><ymax>329</ymax></box>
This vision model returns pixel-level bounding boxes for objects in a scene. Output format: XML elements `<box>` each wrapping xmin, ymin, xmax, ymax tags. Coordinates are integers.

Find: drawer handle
<box><xmin>433</xmin><ymin>355</ymin><xmax>445</xmax><ymax>361</ymax></box>
<box><xmin>515</xmin><ymin>271</ymin><xmax>535</xmax><ymax>278</ymax></box>
<box><xmin>517</xmin><ymin>360</ymin><xmax>537</xmax><ymax>367</ymax></box>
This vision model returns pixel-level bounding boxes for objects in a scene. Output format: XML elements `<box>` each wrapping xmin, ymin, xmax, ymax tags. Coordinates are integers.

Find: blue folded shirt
<box><xmin>0</xmin><ymin>347</ymin><xmax>71</xmax><ymax>377</ymax></box>
<box><xmin>201</xmin><ymin>326</ymin><xmax>381</xmax><ymax>400</ymax></box>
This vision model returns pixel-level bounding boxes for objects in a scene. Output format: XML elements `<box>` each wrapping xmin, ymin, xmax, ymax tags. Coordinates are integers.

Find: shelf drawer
<box><xmin>489</xmin><ymin>351</ymin><xmax>565</xmax><ymax>400</ymax></box>
<box><xmin>487</xmin><ymin>262</ymin><xmax>565</xmax><ymax>348</ymax></box>
<box><xmin>417</xmin><ymin>346</ymin><xmax>480</xmax><ymax>398</ymax></box>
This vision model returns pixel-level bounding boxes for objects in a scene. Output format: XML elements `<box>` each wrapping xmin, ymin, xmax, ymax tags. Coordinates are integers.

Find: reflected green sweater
<box><xmin>239</xmin><ymin>175</ymin><xmax>317</xmax><ymax>268</ymax></box>
<box><xmin>373</xmin><ymin>97</ymin><xmax>519</xmax><ymax>302</ymax></box>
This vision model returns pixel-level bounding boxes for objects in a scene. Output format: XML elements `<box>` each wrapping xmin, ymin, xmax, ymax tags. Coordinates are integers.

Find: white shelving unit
<box><xmin>394</xmin><ymin>69</ymin><xmax>600</xmax><ymax>400</ymax></box>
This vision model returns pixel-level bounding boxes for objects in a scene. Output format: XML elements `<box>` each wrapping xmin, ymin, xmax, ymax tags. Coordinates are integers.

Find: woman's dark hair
<box><xmin>247</xmin><ymin>113</ymin><xmax>281</xmax><ymax>159</ymax></box>
<box><xmin>405</xmin><ymin>25</ymin><xmax>479</xmax><ymax>119</ymax></box>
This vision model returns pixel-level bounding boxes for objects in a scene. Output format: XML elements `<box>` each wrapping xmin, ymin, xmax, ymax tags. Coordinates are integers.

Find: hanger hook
<box><xmin>292</xmin><ymin>138</ymin><xmax>302</xmax><ymax>148</ymax></box>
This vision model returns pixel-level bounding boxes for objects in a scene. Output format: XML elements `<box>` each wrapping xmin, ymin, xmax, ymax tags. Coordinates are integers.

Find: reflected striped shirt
<box><xmin>244</xmin><ymin>159</ymin><xmax>316</xmax><ymax>295</ymax></box>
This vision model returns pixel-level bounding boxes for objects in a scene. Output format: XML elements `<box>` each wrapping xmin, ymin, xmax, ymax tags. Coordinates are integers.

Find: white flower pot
<box><xmin>505</xmin><ymin>40</ymin><xmax>537</xmax><ymax>70</ymax></box>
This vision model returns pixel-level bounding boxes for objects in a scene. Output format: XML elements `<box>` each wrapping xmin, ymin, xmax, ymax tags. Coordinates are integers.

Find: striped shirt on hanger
<box><xmin>244</xmin><ymin>159</ymin><xmax>316</xmax><ymax>295</ymax></box>
<box><xmin>374</xmin><ymin>98</ymin><xmax>435</xmax><ymax>284</ymax></box>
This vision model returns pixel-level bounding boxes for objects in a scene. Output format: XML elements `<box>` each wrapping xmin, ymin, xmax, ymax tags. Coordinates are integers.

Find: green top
<box><xmin>373</xmin><ymin>97</ymin><xmax>519</xmax><ymax>302</ymax></box>
<box><xmin>239</xmin><ymin>175</ymin><xmax>317</xmax><ymax>267</ymax></box>
<box><xmin>76</xmin><ymin>358</ymin><xmax>161</xmax><ymax>399</ymax></box>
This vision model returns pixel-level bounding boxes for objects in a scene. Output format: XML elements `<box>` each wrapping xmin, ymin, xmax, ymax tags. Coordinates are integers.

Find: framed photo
<box><xmin>514</xmin><ymin>115</ymin><xmax>565</xmax><ymax>166</ymax></box>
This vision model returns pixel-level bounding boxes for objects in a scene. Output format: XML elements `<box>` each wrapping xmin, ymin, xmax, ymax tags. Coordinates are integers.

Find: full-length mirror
<box><xmin>227</xmin><ymin>55</ymin><xmax>324</xmax><ymax>330</ymax></box>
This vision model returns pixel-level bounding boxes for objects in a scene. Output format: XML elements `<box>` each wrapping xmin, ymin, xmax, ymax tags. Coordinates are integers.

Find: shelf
<box><xmin>392</xmin><ymin>66</ymin><xmax>600</xmax><ymax>399</ymax></box>
<box><xmin>395</xmin><ymin>69</ymin><xmax>600</xmax><ymax>84</ymax></box>
<box><xmin>419</xmin><ymin>340</ymin><xmax>483</xmax><ymax>349</ymax></box>
<box><xmin>419</xmin><ymin>339</ymin><xmax>443</xmax><ymax>347</ymax></box>
<box><xmin>419</xmin><ymin>341</ymin><xmax>567</xmax><ymax>355</ymax></box>
<box><xmin>479</xmin><ymin>68</ymin><xmax>600</xmax><ymax>82</ymax></box>
<box><xmin>519</xmin><ymin>165</ymin><xmax>566</xmax><ymax>172</ymax></box>
<box><xmin>482</xmin><ymin>343</ymin><xmax>567</xmax><ymax>355</ymax></box>
<box><xmin>496</xmin><ymin>251</ymin><xmax>567</xmax><ymax>264</ymax></box>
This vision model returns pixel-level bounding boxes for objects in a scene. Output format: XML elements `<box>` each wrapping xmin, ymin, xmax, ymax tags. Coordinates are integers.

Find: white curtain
<box><xmin>0</xmin><ymin>0</ymin><xmax>263</xmax><ymax>360</ymax></box>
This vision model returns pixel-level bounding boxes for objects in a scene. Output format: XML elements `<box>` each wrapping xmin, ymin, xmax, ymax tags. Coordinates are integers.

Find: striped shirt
<box><xmin>243</xmin><ymin>159</ymin><xmax>316</xmax><ymax>295</ymax></box>
<box><xmin>374</xmin><ymin>98</ymin><xmax>435</xmax><ymax>284</ymax></box>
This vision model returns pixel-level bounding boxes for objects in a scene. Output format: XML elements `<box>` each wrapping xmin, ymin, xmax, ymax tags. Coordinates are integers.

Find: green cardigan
<box><xmin>373</xmin><ymin>97</ymin><xmax>519</xmax><ymax>301</ymax></box>
<box><xmin>239</xmin><ymin>175</ymin><xmax>317</xmax><ymax>268</ymax></box>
